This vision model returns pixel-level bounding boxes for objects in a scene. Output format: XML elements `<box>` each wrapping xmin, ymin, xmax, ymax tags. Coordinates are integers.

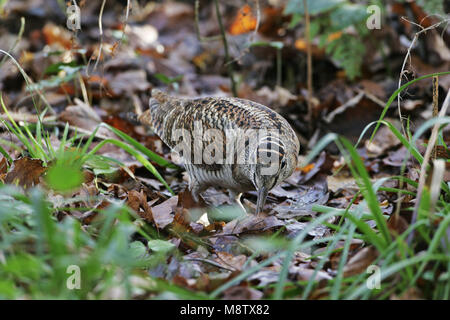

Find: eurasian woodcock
<box><xmin>139</xmin><ymin>89</ymin><xmax>300</xmax><ymax>214</ymax></box>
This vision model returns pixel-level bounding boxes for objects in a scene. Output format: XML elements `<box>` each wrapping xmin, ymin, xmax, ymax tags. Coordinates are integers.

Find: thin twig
<box><xmin>0</xmin><ymin>17</ymin><xmax>25</xmax><ymax>69</ymax></box>
<box><xmin>276</xmin><ymin>47</ymin><xmax>282</xmax><ymax>87</ymax></box>
<box><xmin>226</xmin><ymin>0</ymin><xmax>262</xmax><ymax>67</ymax></box>
<box><xmin>94</xmin><ymin>0</ymin><xmax>106</xmax><ymax>71</ymax></box>
<box><xmin>184</xmin><ymin>257</ymin><xmax>235</xmax><ymax>272</ymax></box>
<box><xmin>0</xmin><ymin>113</ymin><xmax>57</xmax><ymax>125</ymax></box>
<box><xmin>213</xmin><ymin>0</ymin><xmax>238</xmax><ymax>97</ymax></box>
<box><xmin>194</xmin><ymin>0</ymin><xmax>222</xmax><ymax>42</ymax></box>
<box><xmin>115</xmin><ymin>0</ymin><xmax>131</xmax><ymax>52</ymax></box>
<box><xmin>303</xmin><ymin>0</ymin><xmax>313</xmax><ymax>133</ymax></box>
<box><xmin>78</xmin><ymin>73</ymin><xmax>89</xmax><ymax>105</ymax></box>
<box><xmin>0</xmin><ymin>49</ymin><xmax>55</xmax><ymax>115</ymax></box>
<box><xmin>250</xmin><ymin>0</ymin><xmax>260</xmax><ymax>44</ymax></box>
<box><xmin>86</xmin><ymin>0</ymin><xmax>107</xmax><ymax>76</ymax></box>
<box><xmin>432</xmin><ymin>76</ymin><xmax>439</xmax><ymax>160</ymax></box>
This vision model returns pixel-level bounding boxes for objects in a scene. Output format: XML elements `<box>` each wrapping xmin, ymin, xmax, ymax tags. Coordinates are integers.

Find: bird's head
<box><xmin>250</xmin><ymin>136</ymin><xmax>298</xmax><ymax>214</ymax></box>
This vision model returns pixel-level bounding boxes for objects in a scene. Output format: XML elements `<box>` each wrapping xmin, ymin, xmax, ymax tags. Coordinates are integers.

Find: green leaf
<box><xmin>45</xmin><ymin>162</ymin><xmax>84</xmax><ymax>192</ymax></box>
<box><xmin>84</xmin><ymin>155</ymin><xmax>117</xmax><ymax>175</ymax></box>
<box><xmin>0</xmin><ymin>280</ymin><xmax>17</xmax><ymax>299</ymax></box>
<box><xmin>416</xmin><ymin>0</ymin><xmax>444</xmax><ymax>14</ymax></box>
<box><xmin>285</xmin><ymin>0</ymin><xmax>344</xmax><ymax>15</ymax></box>
<box><xmin>2</xmin><ymin>253</ymin><xmax>43</xmax><ymax>281</ymax></box>
<box><xmin>325</xmin><ymin>34</ymin><xmax>365</xmax><ymax>79</ymax></box>
<box><xmin>148</xmin><ymin>239</ymin><xmax>175</xmax><ymax>254</ymax></box>
<box><xmin>154</xmin><ymin>73</ymin><xmax>183</xmax><ymax>85</ymax></box>
<box><xmin>44</xmin><ymin>61</ymin><xmax>80</xmax><ymax>75</ymax></box>
<box><xmin>28</xmin><ymin>66</ymin><xmax>83</xmax><ymax>91</ymax></box>
<box><xmin>250</xmin><ymin>41</ymin><xmax>284</xmax><ymax>49</ymax></box>
<box><xmin>130</xmin><ymin>241</ymin><xmax>149</xmax><ymax>259</ymax></box>
<box><xmin>329</xmin><ymin>3</ymin><xmax>368</xmax><ymax>31</ymax></box>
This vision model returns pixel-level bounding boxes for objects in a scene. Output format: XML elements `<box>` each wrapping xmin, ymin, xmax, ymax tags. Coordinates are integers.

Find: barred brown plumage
<box><xmin>138</xmin><ymin>89</ymin><xmax>300</xmax><ymax>214</ymax></box>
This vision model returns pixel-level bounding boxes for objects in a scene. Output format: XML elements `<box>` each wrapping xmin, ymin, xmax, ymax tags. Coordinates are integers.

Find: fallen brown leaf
<box><xmin>387</xmin><ymin>213</ymin><xmax>409</xmax><ymax>236</ymax></box>
<box><xmin>215</xmin><ymin>252</ymin><xmax>247</xmax><ymax>271</ymax></box>
<box><xmin>0</xmin><ymin>157</ymin><xmax>8</xmax><ymax>175</ymax></box>
<box><xmin>4</xmin><ymin>157</ymin><xmax>46</xmax><ymax>188</ymax></box>
<box><xmin>222</xmin><ymin>286</ymin><xmax>263</xmax><ymax>300</ymax></box>
<box><xmin>151</xmin><ymin>196</ymin><xmax>178</xmax><ymax>229</ymax></box>
<box><xmin>289</xmin><ymin>266</ymin><xmax>332</xmax><ymax>282</ymax></box>
<box><xmin>127</xmin><ymin>190</ymin><xmax>153</xmax><ymax>223</ymax></box>
<box><xmin>59</xmin><ymin>99</ymin><xmax>113</xmax><ymax>136</ymax></box>
<box><xmin>343</xmin><ymin>246</ymin><xmax>379</xmax><ymax>277</ymax></box>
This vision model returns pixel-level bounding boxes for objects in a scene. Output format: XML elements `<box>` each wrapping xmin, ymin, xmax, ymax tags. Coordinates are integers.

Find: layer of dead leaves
<box><xmin>0</xmin><ymin>0</ymin><xmax>449</xmax><ymax>299</ymax></box>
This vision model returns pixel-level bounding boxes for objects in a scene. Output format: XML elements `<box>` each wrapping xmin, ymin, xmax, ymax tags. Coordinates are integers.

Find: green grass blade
<box><xmin>313</xmin><ymin>205</ymin><xmax>385</xmax><ymax>250</ymax></box>
<box><xmin>100</xmin><ymin>123</ymin><xmax>178</xmax><ymax>169</ymax></box>
<box><xmin>340</xmin><ymin>137</ymin><xmax>390</xmax><ymax>246</ymax></box>
<box><xmin>347</xmin><ymin>254</ymin><xmax>449</xmax><ymax>299</ymax></box>
<box><xmin>58</xmin><ymin>122</ymin><xmax>70</xmax><ymax>159</ymax></box>
<box><xmin>0</xmin><ymin>144</ymin><xmax>12</xmax><ymax>164</ymax></box>
<box><xmin>22</xmin><ymin>124</ymin><xmax>49</xmax><ymax>162</ymax></box>
<box><xmin>85</xmin><ymin>139</ymin><xmax>174</xmax><ymax>195</ymax></box>
<box><xmin>273</xmin><ymin>210</ymin><xmax>343</xmax><ymax>299</ymax></box>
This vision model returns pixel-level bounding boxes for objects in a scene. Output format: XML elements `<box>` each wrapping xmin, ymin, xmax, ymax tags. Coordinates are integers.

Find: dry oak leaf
<box><xmin>59</xmin><ymin>99</ymin><xmax>113</xmax><ymax>137</ymax></box>
<box><xmin>4</xmin><ymin>157</ymin><xmax>46</xmax><ymax>188</ymax></box>
<box><xmin>151</xmin><ymin>196</ymin><xmax>178</xmax><ymax>229</ymax></box>
<box><xmin>215</xmin><ymin>252</ymin><xmax>247</xmax><ymax>271</ymax></box>
<box><xmin>222</xmin><ymin>286</ymin><xmax>263</xmax><ymax>300</ymax></box>
<box><xmin>289</xmin><ymin>266</ymin><xmax>332</xmax><ymax>282</ymax></box>
<box><xmin>0</xmin><ymin>157</ymin><xmax>8</xmax><ymax>175</ymax></box>
<box><xmin>127</xmin><ymin>190</ymin><xmax>153</xmax><ymax>223</ymax></box>
<box><xmin>343</xmin><ymin>246</ymin><xmax>379</xmax><ymax>277</ymax></box>
<box><xmin>387</xmin><ymin>213</ymin><xmax>409</xmax><ymax>236</ymax></box>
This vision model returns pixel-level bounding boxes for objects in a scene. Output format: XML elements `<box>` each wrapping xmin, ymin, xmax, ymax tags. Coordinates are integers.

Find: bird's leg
<box><xmin>229</xmin><ymin>190</ymin><xmax>246</xmax><ymax>215</ymax></box>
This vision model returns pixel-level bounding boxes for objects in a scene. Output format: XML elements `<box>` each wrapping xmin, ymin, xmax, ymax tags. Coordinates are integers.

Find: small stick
<box><xmin>303</xmin><ymin>0</ymin><xmax>313</xmax><ymax>133</ymax></box>
<box><xmin>213</xmin><ymin>0</ymin><xmax>238</xmax><ymax>97</ymax></box>
<box><xmin>114</xmin><ymin>0</ymin><xmax>131</xmax><ymax>52</ymax></box>
<box><xmin>432</xmin><ymin>76</ymin><xmax>439</xmax><ymax>160</ymax></box>
<box><xmin>78</xmin><ymin>73</ymin><xmax>89</xmax><ymax>105</ymax></box>
<box><xmin>250</xmin><ymin>0</ymin><xmax>261</xmax><ymax>44</ymax></box>
<box><xmin>194</xmin><ymin>0</ymin><xmax>221</xmax><ymax>42</ymax></box>
<box><xmin>0</xmin><ymin>17</ymin><xmax>25</xmax><ymax>69</ymax></box>
<box><xmin>86</xmin><ymin>0</ymin><xmax>107</xmax><ymax>76</ymax></box>
<box><xmin>94</xmin><ymin>0</ymin><xmax>106</xmax><ymax>71</ymax></box>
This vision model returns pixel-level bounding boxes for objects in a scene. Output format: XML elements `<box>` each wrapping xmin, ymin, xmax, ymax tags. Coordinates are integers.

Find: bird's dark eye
<box><xmin>281</xmin><ymin>159</ymin><xmax>286</xmax><ymax>169</ymax></box>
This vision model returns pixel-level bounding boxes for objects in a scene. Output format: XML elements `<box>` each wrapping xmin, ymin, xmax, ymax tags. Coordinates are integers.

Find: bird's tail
<box><xmin>138</xmin><ymin>89</ymin><xmax>180</xmax><ymax>141</ymax></box>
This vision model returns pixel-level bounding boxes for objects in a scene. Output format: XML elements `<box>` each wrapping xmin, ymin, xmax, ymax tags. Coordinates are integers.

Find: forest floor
<box><xmin>0</xmin><ymin>0</ymin><xmax>449</xmax><ymax>300</ymax></box>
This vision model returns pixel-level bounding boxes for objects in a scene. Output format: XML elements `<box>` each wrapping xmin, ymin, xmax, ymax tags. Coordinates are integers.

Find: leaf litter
<box><xmin>0</xmin><ymin>0</ymin><xmax>449</xmax><ymax>299</ymax></box>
